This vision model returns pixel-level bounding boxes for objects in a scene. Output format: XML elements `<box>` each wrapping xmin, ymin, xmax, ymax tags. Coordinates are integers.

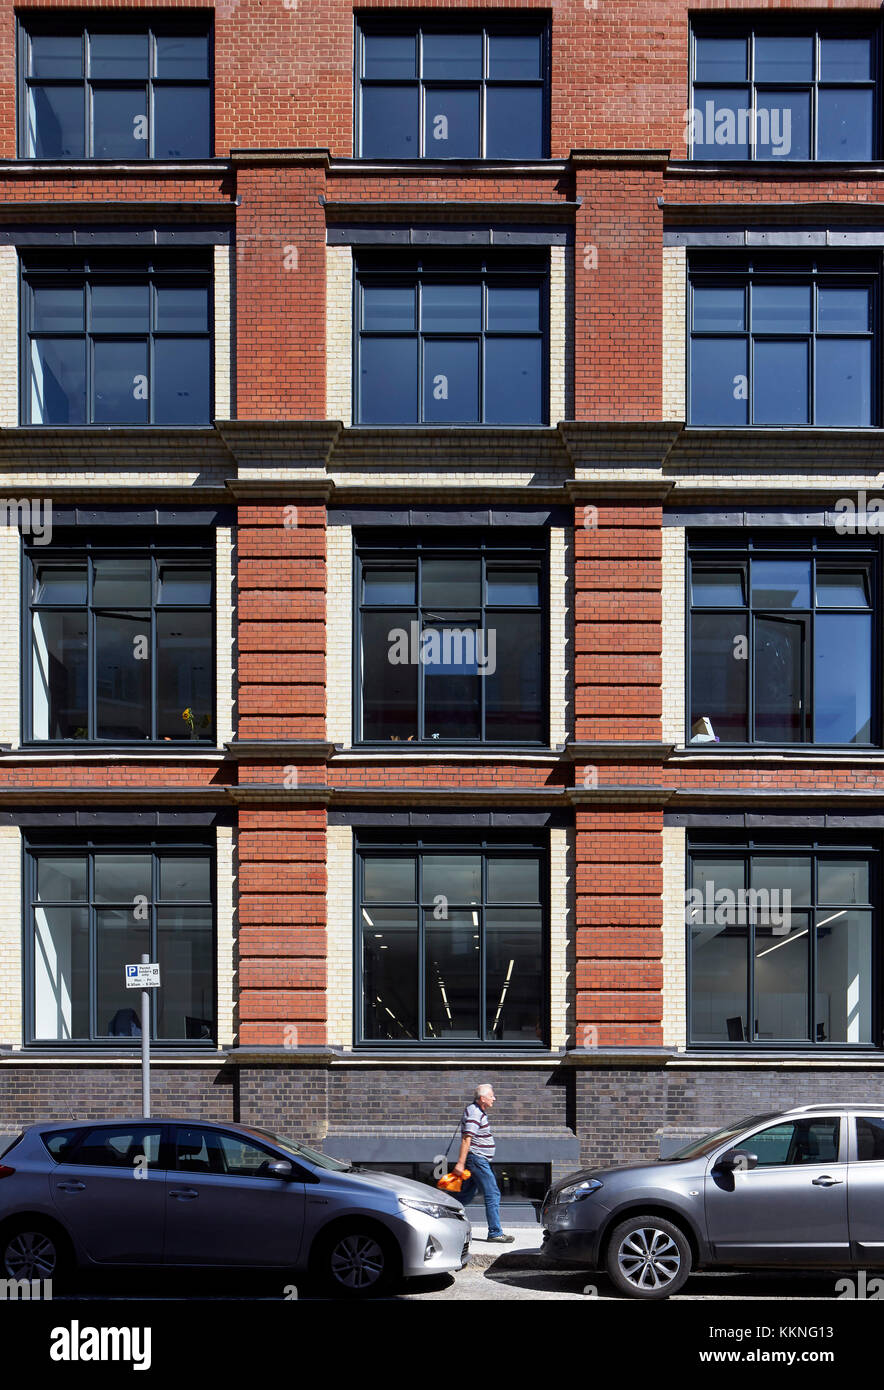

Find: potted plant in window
<box><xmin>182</xmin><ymin>707</ymin><xmax>212</xmax><ymax>741</ymax></box>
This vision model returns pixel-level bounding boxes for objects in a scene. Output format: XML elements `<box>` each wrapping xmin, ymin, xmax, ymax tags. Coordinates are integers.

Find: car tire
<box><xmin>605</xmin><ymin>1214</ymin><xmax>691</xmax><ymax>1300</ymax></box>
<box><xmin>0</xmin><ymin>1220</ymin><xmax>71</xmax><ymax>1290</ymax></box>
<box><xmin>312</xmin><ymin>1223</ymin><xmax>398</xmax><ymax>1299</ymax></box>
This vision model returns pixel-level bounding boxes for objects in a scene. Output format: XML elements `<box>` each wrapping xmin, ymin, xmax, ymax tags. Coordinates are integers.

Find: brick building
<box><xmin>2</xmin><ymin>0</ymin><xmax>884</xmax><ymax>1217</ymax></box>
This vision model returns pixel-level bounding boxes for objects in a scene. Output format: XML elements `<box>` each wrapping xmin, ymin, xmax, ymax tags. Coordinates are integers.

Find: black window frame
<box><xmin>24</xmin><ymin>834</ymin><xmax>216</xmax><ymax>1049</ymax></box>
<box><xmin>354</xmin><ymin>834</ymin><xmax>549</xmax><ymax>1049</ymax></box>
<box><xmin>354</xmin><ymin>531</ymin><xmax>549</xmax><ymax>747</ymax></box>
<box><xmin>17</xmin><ymin>11</ymin><xmax>214</xmax><ymax>161</ymax></box>
<box><xmin>686</xmin><ymin>531</ymin><xmax>880</xmax><ymax>749</ymax></box>
<box><xmin>21</xmin><ymin>250</ymin><xmax>214</xmax><ymax>427</ymax></box>
<box><xmin>354</xmin><ymin>249</ymin><xmax>550</xmax><ymax>427</ymax></box>
<box><xmin>688</xmin><ymin>16</ymin><xmax>882</xmax><ymax>162</ymax></box>
<box><xmin>23</xmin><ymin>533</ymin><xmax>216</xmax><ymax>746</ymax></box>
<box><xmin>354</xmin><ymin>11</ymin><xmax>551</xmax><ymax>160</ymax></box>
<box><xmin>687</xmin><ymin>835</ymin><xmax>879</xmax><ymax>1051</ymax></box>
<box><xmin>687</xmin><ymin>251</ymin><xmax>880</xmax><ymax>428</ymax></box>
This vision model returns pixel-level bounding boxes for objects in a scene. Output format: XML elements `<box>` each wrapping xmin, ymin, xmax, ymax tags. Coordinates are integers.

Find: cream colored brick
<box><xmin>549</xmin><ymin>245</ymin><xmax>569</xmax><ymax>424</ymax></box>
<box><xmin>215</xmin><ymin>527</ymin><xmax>234</xmax><ymax>746</ymax></box>
<box><xmin>326</xmin><ymin>525</ymin><xmax>352</xmax><ymax>746</ymax></box>
<box><xmin>326</xmin><ymin>246</ymin><xmax>352</xmax><ymax>425</ymax></box>
<box><xmin>662</xmin><ymin>825</ymin><xmax>687</xmax><ymax>1050</ymax></box>
<box><xmin>662</xmin><ymin>246</ymin><xmax>686</xmax><ymax>421</ymax></box>
<box><xmin>214</xmin><ymin>244</ymin><xmax>233</xmax><ymax>420</ymax></box>
<box><xmin>661</xmin><ymin>526</ymin><xmax>685</xmax><ymax>746</ymax></box>
<box><xmin>216</xmin><ymin>824</ymin><xmax>235</xmax><ymax>1048</ymax></box>
<box><xmin>0</xmin><ymin>248</ymin><xmax>17</xmax><ymax>428</ymax></box>
<box><xmin>550</xmin><ymin>826</ymin><xmax>573</xmax><ymax>1050</ymax></box>
<box><xmin>0</xmin><ymin>826</ymin><xmax>22</xmax><ymax>1047</ymax></box>
<box><xmin>549</xmin><ymin>526</ymin><xmax>571</xmax><ymax>748</ymax></box>
<box><xmin>326</xmin><ymin>824</ymin><xmax>353</xmax><ymax>1049</ymax></box>
<box><xmin>0</xmin><ymin>527</ymin><xmax>20</xmax><ymax>746</ymax></box>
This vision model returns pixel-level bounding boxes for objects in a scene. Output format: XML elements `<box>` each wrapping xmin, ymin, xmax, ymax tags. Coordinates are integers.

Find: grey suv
<box><xmin>0</xmin><ymin>1119</ymin><xmax>470</xmax><ymax>1297</ymax></box>
<box><xmin>542</xmin><ymin>1104</ymin><xmax>884</xmax><ymax>1299</ymax></box>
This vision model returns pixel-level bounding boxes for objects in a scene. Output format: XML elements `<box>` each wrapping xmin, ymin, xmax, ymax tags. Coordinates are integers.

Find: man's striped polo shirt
<box><xmin>461</xmin><ymin>1101</ymin><xmax>495</xmax><ymax>1161</ymax></box>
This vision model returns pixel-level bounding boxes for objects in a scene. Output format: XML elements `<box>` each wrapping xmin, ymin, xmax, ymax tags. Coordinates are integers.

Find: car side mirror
<box><xmin>267</xmin><ymin>1160</ymin><xmax>294</xmax><ymax>1180</ymax></box>
<box><xmin>716</xmin><ymin>1148</ymin><xmax>758</xmax><ymax>1172</ymax></box>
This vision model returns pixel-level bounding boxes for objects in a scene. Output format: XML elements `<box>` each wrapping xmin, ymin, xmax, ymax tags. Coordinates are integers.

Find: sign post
<box><xmin>125</xmin><ymin>957</ymin><xmax>161</xmax><ymax>1118</ymax></box>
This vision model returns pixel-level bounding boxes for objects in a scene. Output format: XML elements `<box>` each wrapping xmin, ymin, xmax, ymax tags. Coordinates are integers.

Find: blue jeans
<box><xmin>456</xmin><ymin>1153</ymin><xmax>503</xmax><ymax>1237</ymax></box>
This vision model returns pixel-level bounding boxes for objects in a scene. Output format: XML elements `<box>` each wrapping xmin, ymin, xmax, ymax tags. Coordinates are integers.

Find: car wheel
<box><xmin>1</xmin><ymin>1222</ymin><xmax>69</xmax><ymax>1287</ymax></box>
<box><xmin>605</xmin><ymin>1215</ymin><xmax>691</xmax><ymax>1300</ymax></box>
<box><xmin>314</xmin><ymin>1225</ymin><xmax>397</xmax><ymax>1298</ymax></box>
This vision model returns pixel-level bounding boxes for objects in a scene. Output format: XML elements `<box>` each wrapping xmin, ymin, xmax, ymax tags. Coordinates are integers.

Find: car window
<box><xmin>216</xmin><ymin>1132</ymin><xmax>282</xmax><ymax>1179</ymax></box>
<box><xmin>744</xmin><ymin>1118</ymin><xmax>840</xmax><ymax>1167</ymax></box>
<box><xmin>855</xmin><ymin>1117</ymin><xmax>884</xmax><ymax>1161</ymax></box>
<box><xmin>73</xmin><ymin>1126</ymin><xmax>162</xmax><ymax>1168</ymax></box>
<box><xmin>40</xmin><ymin>1128</ymin><xmax>81</xmax><ymax>1162</ymax></box>
<box><xmin>173</xmin><ymin>1127</ymin><xmax>284</xmax><ymax>1179</ymax></box>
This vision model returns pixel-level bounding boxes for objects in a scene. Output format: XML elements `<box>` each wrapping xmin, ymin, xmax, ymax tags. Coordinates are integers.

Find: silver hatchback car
<box><xmin>542</xmin><ymin>1104</ymin><xmax>884</xmax><ymax>1299</ymax></box>
<box><xmin>0</xmin><ymin>1119</ymin><xmax>470</xmax><ymax>1297</ymax></box>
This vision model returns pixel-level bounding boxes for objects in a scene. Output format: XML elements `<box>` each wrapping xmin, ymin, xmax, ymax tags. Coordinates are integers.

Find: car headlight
<box><xmin>556</xmin><ymin>1178</ymin><xmax>603</xmax><ymax>1204</ymax></box>
<box><xmin>399</xmin><ymin>1196</ymin><xmax>461</xmax><ymax>1220</ymax></box>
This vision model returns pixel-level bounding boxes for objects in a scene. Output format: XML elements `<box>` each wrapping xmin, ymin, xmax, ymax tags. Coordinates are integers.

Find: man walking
<box><xmin>453</xmin><ymin>1084</ymin><xmax>514</xmax><ymax>1244</ymax></box>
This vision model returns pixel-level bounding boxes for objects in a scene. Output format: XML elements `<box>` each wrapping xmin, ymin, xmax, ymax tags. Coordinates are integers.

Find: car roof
<box><xmin>27</xmin><ymin>1119</ymin><xmax>276</xmax><ymax>1134</ymax></box>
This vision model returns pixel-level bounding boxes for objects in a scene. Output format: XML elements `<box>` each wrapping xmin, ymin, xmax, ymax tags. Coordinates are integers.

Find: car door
<box><xmin>704</xmin><ymin>1115</ymin><xmax>849</xmax><ymax>1265</ymax></box>
<box><xmin>49</xmin><ymin>1123</ymin><xmax>166</xmax><ymax>1264</ymax></box>
<box><xmin>164</xmin><ymin>1125</ymin><xmax>307</xmax><ymax>1266</ymax></box>
<box><xmin>847</xmin><ymin>1113</ymin><xmax>884</xmax><ymax>1262</ymax></box>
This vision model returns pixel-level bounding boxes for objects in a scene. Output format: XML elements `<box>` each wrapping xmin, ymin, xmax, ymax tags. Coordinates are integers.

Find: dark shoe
<box><xmin>486</xmin><ymin>1234</ymin><xmax>515</xmax><ymax>1243</ymax></box>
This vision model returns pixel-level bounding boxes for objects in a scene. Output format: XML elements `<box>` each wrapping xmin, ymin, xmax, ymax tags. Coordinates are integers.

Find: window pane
<box><xmin>359</xmin><ymin>336</ymin><xmax>418</xmax><ymax>424</ymax></box>
<box><xmin>89</xmin><ymin>33</ymin><xmax>149</xmax><ymax>80</ymax></box>
<box><xmin>815</xmin><ymin>337</ymin><xmax>872</xmax><ymax>427</ymax></box>
<box><xmin>157</xmin><ymin>565</ymin><xmax>212</xmax><ymax>605</ymax></box>
<box><xmin>487</xmin><ymin>857</ymin><xmax>541</xmax><ymax>903</ymax></box>
<box><xmin>32</xmin><ymin>611</ymin><xmax>87</xmax><ymax>738</ymax></box>
<box><xmin>751</xmin><ymin>857</ymin><xmax>812</xmax><ymax>903</ymax></box>
<box><xmin>30</xmin><ymin>338</ymin><xmax>86</xmax><ymax>424</ymax></box>
<box><xmin>818</xmin><ymin>88</ymin><xmax>874</xmax><ymax>160</ymax></box>
<box><xmin>754</xmin><ymin>36</ymin><xmax>813</xmax><ymax>83</ymax></box>
<box><xmin>95</xmin><ymin>612</ymin><xmax>151</xmax><ymax>739</ymax></box>
<box><xmin>815</xmin><ymin>612</ymin><xmax>872</xmax><ymax>743</ymax></box>
<box><xmin>154</xmin><ymin>338</ymin><xmax>211</xmax><ymax>424</ymax></box>
<box><xmin>426</xmin><ymin>911</ymin><xmax>479</xmax><ymax>1039</ymax></box>
<box><xmin>422</xmin><ymin>559</ymin><xmax>481</xmax><ymax>609</ymax></box>
<box><xmin>363</xmin><ymin>33</ymin><xmax>416</xmax><ymax>79</ymax></box>
<box><xmin>361</xmin><ymin>86</ymin><xmax>419</xmax><ymax>157</ymax></box>
<box><xmin>487</xmin><ymin>285</ymin><xmax>541</xmax><ymax>333</ymax></box>
<box><xmin>361</xmin><ymin>609</ymin><xmax>418</xmax><ymax>740</ymax></box>
<box><xmin>484</xmin><ymin>610</ymin><xmax>543</xmax><ymax>740</ymax></box>
<box><xmin>157</xmin><ymin>610</ymin><xmax>213</xmax><ymax>740</ymax></box>
<box><xmin>94</xmin><ymin>854</ymin><xmax>152</xmax><ymax>902</ymax></box>
<box><xmin>755</xmin><ymin>91</ymin><xmax>810</xmax><ymax>161</ymax></box>
<box><xmin>33</xmin><ymin>907</ymin><xmax>89</xmax><ymax>1039</ymax></box>
<box><xmin>485</xmin><ymin>338</ymin><xmax>543</xmax><ymax>424</ymax></box>
<box><xmin>691</xmin><ymin>91</ymin><xmax>750</xmax><ymax>159</ymax></box>
<box><xmin>362</xmin><ymin>569</ymin><xmax>415</xmax><ymax>605</ymax></box>
<box><xmin>752</xmin><ymin>283</ymin><xmax>811</xmax><ymax>333</ymax></box>
<box><xmin>693</xmin><ymin>285</ymin><xmax>745</xmax><ymax>331</ymax></box>
<box><xmin>363</xmin><ymin>858</ymin><xmax>415</xmax><ymax>902</ymax></box>
<box><xmin>856</xmin><ymin>1117</ymin><xmax>884</xmax><ymax>1160</ymax></box>
<box><xmin>751</xmin><ymin>560</ymin><xmax>811</xmax><ymax>608</ymax></box>
<box><xmin>692</xmin><ymin>857</ymin><xmax>744</xmax><ymax>903</ymax></box>
<box><xmin>689</xmin><ymin>336</ymin><xmax>748</xmax><ymax>425</ymax></box>
<box><xmin>362</xmin><ymin>907</ymin><xmax>418</xmax><ymax>1040</ymax></box>
<box><xmin>816</xmin><ymin>570</ymin><xmax>869</xmax><ymax>607</ymax></box>
<box><xmin>754</xmin><ymin>913</ymin><xmax>809</xmax><ymax>1041</ymax></box>
<box><xmin>486</xmin><ymin>87</ymin><xmax>543</xmax><ymax>158</ymax></box>
<box><xmin>691</xmin><ymin>568</ymin><xmax>745</xmax><ymax>606</ymax></box>
<box><xmin>486</xmin><ymin>570</ymin><xmax>541</xmax><ymax>606</ymax></box>
<box><xmin>749</xmin><ymin>1119</ymin><xmax>839</xmax><ymax>1166</ymax></box>
<box><xmin>155</xmin><ymin>34</ymin><xmax>210</xmax><ymax>79</ymax></box>
<box><xmin>753</xmin><ymin>341</ymin><xmax>809</xmax><ymax>424</ymax></box>
<box><xmin>818</xmin><ymin>286</ymin><xmax>871</xmax><ymax>333</ymax></box>
<box><xmin>92</xmin><ymin>87</ymin><xmax>149</xmax><ymax>159</ymax></box>
<box><xmin>485</xmin><ymin>907</ymin><xmax>543</xmax><ymax>1040</ymax></box>
<box><xmin>488</xmin><ymin>34</ymin><xmax>542</xmax><ymax>80</ymax></box>
<box><xmin>93</xmin><ymin>557</ymin><xmax>151</xmax><ymax>607</ymax></box>
<box><xmin>690</xmin><ymin>612</ymin><xmax>748</xmax><ymax>742</ymax></box>
<box><xmin>33</xmin><ymin>286</ymin><xmax>84</xmax><ymax>332</ymax></box>
<box><xmin>818</xmin><ymin>859</ymin><xmax>870</xmax><ymax>905</ymax></box>
<box><xmin>817</xmin><ymin>909</ymin><xmax>872</xmax><ymax>1043</ymax></box>
<box><xmin>159</xmin><ymin>856</ymin><xmax>211</xmax><ymax>901</ymax></box>
<box><xmin>93</xmin><ymin>339</ymin><xmax>149</xmax><ymax>425</ymax></box>
<box><xmin>820</xmin><ymin>38</ymin><xmax>872</xmax><ymax>82</ymax></box>
<box><xmin>30</xmin><ymin>34</ymin><xmax>83</xmax><ymax>78</ymax></box>
<box><xmin>91</xmin><ymin>283</ymin><xmax>150</xmax><ymax>333</ymax></box>
<box><xmin>424</xmin><ymin>88</ymin><xmax>480</xmax><ymax>158</ymax></box>
<box><xmin>37</xmin><ymin>857</ymin><xmax>87</xmax><ymax>902</ymax></box>
<box><xmin>28</xmin><ymin>87</ymin><xmax>85</xmax><ymax>158</ymax></box>
<box><xmin>422</xmin><ymin>855</ymin><xmax>482</xmax><ymax>903</ymax></box>
<box><xmin>754</xmin><ymin>616</ymin><xmax>804</xmax><ymax>741</ymax></box>
<box><xmin>33</xmin><ymin>565</ymin><xmax>87</xmax><ymax>605</ymax></box>
<box><xmin>695</xmin><ymin>37</ymin><xmax>748</xmax><ymax>82</ymax></box>
<box><xmin>690</xmin><ymin>921</ymin><xmax>748</xmax><ymax>1042</ymax></box>
<box><xmin>423</xmin><ymin>339</ymin><xmax>480</xmax><ymax>423</ymax></box>
<box><xmin>154</xmin><ymin>87</ymin><xmax>211</xmax><ymax>158</ymax></box>
<box><xmin>96</xmin><ymin>908</ymin><xmax>149</xmax><ymax>1036</ymax></box>
<box><xmin>214</xmin><ymin>1132</ymin><xmax>277</xmax><ymax>1175</ymax></box>
<box><xmin>363</xmin><ymin>285</ymin><xmax>415</xmax><ymax>332</ymax></box>
<box><xmin>157</xmin><ymin>905</ymin><xmax>214</xmax><ymax>1040</ymax></box>
<box><xmin>423</xmin><ymin>625</ymin><xmax>481</xmax><ymax>738</ymax></box>
<box><xmin>422</xmin><ymin>283</ymin><xmax>481</xmax><ymax>332</ymax></box>
<box><xmin>156</xmin><ymin>285</ymin><xmax>209</xmax><ymax>333</ymax></box>
<box><xmin>423</xmin><ymin>33</ymin><xmax>482</xmax><ymax>80</ymax></box>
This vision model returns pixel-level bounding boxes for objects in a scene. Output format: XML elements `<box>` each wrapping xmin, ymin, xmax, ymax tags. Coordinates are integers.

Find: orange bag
<box><xmin>437</xmin><ymin>1169</ymin><xmax>470</xmax><ymax>1193</ymax></box>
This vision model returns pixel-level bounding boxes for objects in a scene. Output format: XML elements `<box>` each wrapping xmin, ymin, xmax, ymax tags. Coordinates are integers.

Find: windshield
<box><xmin>666</xmin><ymin>1114</ymin><xmax>777</xmax><ymax>1161</ymax></box>
<box><xmin>239</xmin><ymin>1127</ymin><xmax>352</xmax><ymax>1172</ymax></box>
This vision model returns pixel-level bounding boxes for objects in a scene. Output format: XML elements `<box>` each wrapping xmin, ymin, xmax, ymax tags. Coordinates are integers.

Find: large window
<box><xmin>356</xmin><ymin>17</ymin><xmax>548</xmax><ymax>159</ymax></box>
<box><xmin>28</xmin><ymin>841</ymin><xmax>215</xmax><ymax>1045</ymax></box>
<box><xmin>357</xmin><ymin>840</ymin><xmax>546</xmax><ymax>1046</ymax></box>
<box><xmin>22</xmin><ymin>252</ymin><xmax>213</xmax><ymax>426</ymax></box>
<box><xmin>19</xmin><ymin>15</ymin><xmax>212</xmax><ymax>159</ymax></box>
<box><xmin>355</xmin><ymin>251</ymin><xmax>548</xmax><ymax>426</ymax></box>
<box><xmin>27</xmin><ymin>541</ymin><xmax>214</xmax><ymax>743</ymax></box>
<box><xmin>688</xmin><ymin>253</ymin><xmax>877</xmax><ymax>427</ymax></box>
<box><xmin>690</xmin><ymin>21</ymin><xmax>878</xmax><ymax>161</ymax></box>
<box><xmin>688</xmin><ymin>536</ymin><xmax>875</xmax><ymax>747</ymax></box>
<box><xmin>688</xmin><ymin>841</ymin><xmax>875</xmax><ymax>1047</ymax></box>
<box><xmin>356</xmin><ymin>536</ymin><xmax>545</xmax><ymax>744</ymax></box>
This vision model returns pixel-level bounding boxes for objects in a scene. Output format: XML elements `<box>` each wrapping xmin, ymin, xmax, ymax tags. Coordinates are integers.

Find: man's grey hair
<box><xmin>475</xmin><ymin>1084</ymin><xmax>494</xmax><ymax>1101</ymax></box>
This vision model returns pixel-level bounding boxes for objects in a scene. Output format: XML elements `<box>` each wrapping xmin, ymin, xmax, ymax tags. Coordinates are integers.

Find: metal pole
<box><xmin>141</xmin><ymin>952</ymin><xmax>150</xmax><ymax>1118</ymax></box>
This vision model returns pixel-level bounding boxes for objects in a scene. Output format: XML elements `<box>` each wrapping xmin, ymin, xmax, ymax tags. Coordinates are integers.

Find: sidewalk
<box><xmin>465</xmin><ymin>1225</ymin><xmax>544</xmax><ymax>1269</ymax></box>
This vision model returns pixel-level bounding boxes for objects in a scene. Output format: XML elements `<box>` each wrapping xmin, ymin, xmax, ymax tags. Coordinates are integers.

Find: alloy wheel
<box><xmin>329</xmin><ymin>1233</ymin><xmax>386</xmax><ymax>1290</ymax></box>
<box><xmin>617</xmin><ymin>1226</ymin><xmax>681</xmax><ymax>1292</ymax></box>
<box><xmin>4</xmin><ymin>1230</ymin><xmax>58</xmax><ymax>1280</ymax></box>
